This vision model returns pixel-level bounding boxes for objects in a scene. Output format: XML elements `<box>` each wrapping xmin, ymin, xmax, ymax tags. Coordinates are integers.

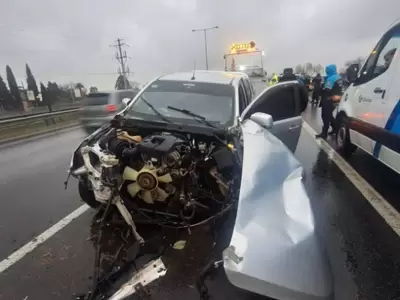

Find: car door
<box><xmin>238</xmin><ymin>80</ymin><xmax>249</xmax><ymax>115</ymax></box>
<box><xmin>242</xmin><ymin>77</ymin><xmax>255</xmax><ymax>103</ymax></box>
<box><xmin>351</xmin><ymin>24</ymin><xmax>400</xmax><ymax>154</ymax></box>
<box><xmin>240</xmin><ymin>82</ymin><xmax>304</xmax><ymax>153</ymax></box>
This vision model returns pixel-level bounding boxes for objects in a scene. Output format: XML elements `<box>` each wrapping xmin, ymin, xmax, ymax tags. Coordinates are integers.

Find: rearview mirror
<box><xmin>250</xmin><ymin>112</ymin><xmax>273</xmax><ymax>129</ymax></box>
<box><xmin>122</xmin><ymin>98</ymin><xmax>132</xmax><ymax>106</ymax></box>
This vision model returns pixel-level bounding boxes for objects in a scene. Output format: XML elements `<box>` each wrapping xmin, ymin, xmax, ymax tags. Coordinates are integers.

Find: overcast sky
<box><xmin>0</xmin><ymin>0</ymin><xmax>399</xmax><ymax>90</ymax></box>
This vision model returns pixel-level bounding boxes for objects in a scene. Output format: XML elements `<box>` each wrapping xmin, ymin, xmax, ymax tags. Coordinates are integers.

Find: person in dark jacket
<box><xmin>279</xmin><ymin>68</ymin><xmax>297</xmax><ymax>82</ymax></box>
<box><xmin>311</xmin><ymin>73</ymin><xmax>322</xmax><ymax>105</ymax></box>
<box><xmin>315</xmin><ymin>64</ymin><xmax>343</xmax><ymax>139</ymax></box>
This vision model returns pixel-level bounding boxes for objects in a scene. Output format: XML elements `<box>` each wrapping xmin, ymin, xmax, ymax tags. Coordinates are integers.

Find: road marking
<box><xmin>302</xmin><ymin>121</ymin><xmax>400</xmax><ymax>236</ymax></box>
<box><xmin>0</xmin><ymin>204</ymin><xmax>89</xmax><ymax>273</ymax></box>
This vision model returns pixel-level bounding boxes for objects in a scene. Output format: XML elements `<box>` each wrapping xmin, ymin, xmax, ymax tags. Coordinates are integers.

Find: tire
<box><xmin>336</xmin><ymin>116</ymin><xmax>357</xmax><ymax>157</ymax></box>
<box><xmin>78</xmin><ymin>180</ymin><xmax>100</xmax><ymax>209</ymax></box>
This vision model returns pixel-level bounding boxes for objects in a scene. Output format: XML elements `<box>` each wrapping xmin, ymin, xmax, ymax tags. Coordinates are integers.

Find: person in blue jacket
<box><xmin>315</xmin><ymin>64</ymin><xmax>343</xmax><ymax>139</ymax></box>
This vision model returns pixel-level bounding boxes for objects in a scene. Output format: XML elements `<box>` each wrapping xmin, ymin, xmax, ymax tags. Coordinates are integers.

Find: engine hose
<box><xmin>134</xmin><ymin>204</ymin><xmax>233</xmax><ymax>230</ymax></box>
<box><xmin>180</xmin><ymin>206</ymin><xmax>196</xmax><ymax>220</ymax></box>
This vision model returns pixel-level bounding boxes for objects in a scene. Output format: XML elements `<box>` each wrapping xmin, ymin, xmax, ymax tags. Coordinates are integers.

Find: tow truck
<box><xmin>223</xmin><ymin>41</ymin><xmax>266</xmax><ymax>79</ymax></box>
<box><xmin>223</xmin><ymin>41</ymin><xmax>267</xmax><ymax>93</ymax></box>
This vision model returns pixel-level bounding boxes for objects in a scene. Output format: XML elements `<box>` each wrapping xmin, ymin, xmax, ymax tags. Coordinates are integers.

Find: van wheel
<box><xmin>336</xmin><ymin>117</ymin><xmax>357</xmax><ymax>157</ymax></box>
<box><xmin>78</xmin><ymin>180</ymin><xmax>100</xmax><ymax>209</ymax></box>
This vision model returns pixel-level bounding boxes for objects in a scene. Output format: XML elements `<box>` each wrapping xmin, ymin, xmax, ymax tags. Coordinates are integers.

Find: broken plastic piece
<box><xmin>172</xmin><ymin>240</ymin><xmax>187</xmax><ymax>250</ymax></box>
<box><xmin>223</xmin><ymin>245</ymin><xmax>243</xmax><ymax>264</ymax></box>
<box><xmin>107</xmin><ymin>257</ymin><xmax>167</xmax><ymax>300</ymax></box>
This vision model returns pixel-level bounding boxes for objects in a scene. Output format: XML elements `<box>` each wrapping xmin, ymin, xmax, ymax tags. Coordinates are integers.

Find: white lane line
<box><xmin>302</xmin><ymin>121</ymin><xmax>400</xmax><ymax>236</ymax></box>
<box><xmin>0</xmin><ymin>204</ymin><xmax>89</xmax><ymax>273</ymax></box>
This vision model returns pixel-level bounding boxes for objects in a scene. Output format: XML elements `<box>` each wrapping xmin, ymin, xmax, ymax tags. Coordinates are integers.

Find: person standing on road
<box><xmin>311</xmin><ymin>73</ymin><xmax>322</xmax><ymax>105</ymax></box>
<box><xmin>315</xmin><ymin>64</ymin><xmax>343</xmax><ymax>139</ymax></box>
<box><xmin>268</xmin><ymin>73</ymin><xmax>279</xmax><ymax>86</ymax></box>
<box><xmin>279</xmin><ymin>68</ymin><xmax>297</xmax><ymax>82</ymax></box>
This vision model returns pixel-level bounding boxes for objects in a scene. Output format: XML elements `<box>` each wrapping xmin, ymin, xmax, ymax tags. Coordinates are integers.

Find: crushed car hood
<box><xmin>224</xmin><ymin>120</ymin><xmax>333</xmax><ymax>300</ymax></box>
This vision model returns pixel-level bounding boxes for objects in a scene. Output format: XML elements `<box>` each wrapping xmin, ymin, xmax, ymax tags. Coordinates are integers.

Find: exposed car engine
<box><xmin>71</xmin><ymin>126</ymin><xmax>240</xmax><ymax>244</ymax></box>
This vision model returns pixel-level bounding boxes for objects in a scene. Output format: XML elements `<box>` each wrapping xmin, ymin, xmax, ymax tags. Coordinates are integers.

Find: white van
<box><xmin>336</xmin><ymin>20</ymin><xmax>400</xmax><ymax>174</ymax></box>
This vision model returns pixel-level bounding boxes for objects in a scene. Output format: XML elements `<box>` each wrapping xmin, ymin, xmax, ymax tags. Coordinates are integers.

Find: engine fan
<box><xmin>122</xmin><ymin>163</ymin><xmax>173</xmax><ymax>204</ymax></box>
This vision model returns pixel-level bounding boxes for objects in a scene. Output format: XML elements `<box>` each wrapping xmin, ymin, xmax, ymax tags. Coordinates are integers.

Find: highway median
<box><xmin>0</xmin><ymin>109</ymin><xmax>82</xmax><ymax>144</ymax></box>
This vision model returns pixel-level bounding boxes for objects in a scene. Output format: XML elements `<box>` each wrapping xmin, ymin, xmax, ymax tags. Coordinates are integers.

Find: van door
<box><xmin>351</xmin><ymin>24</ymin><xmax>400</xmax><ymax>155</ymax></box>
<box><xmin>240</xmin><ymin>82</ymin><xmax>304</xmax><ymax>153</ymax></box>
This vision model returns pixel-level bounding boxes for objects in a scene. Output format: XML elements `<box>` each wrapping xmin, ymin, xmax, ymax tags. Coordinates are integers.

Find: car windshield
<box><xmin>125</xmin><ymin>80</ymin><xmax>235</xmax><ymax>127</ymax></box>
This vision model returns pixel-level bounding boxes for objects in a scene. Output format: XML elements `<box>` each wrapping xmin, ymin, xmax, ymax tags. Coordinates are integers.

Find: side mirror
<box><xmin>250</xmin><ymin>112</ymin><xmax>273</xmax><ymax>129</ymax></box>
<box><xmin>346</xmin><ymin>63</ymin><xmax>359</xmax><ymax>84</ymax></box>
<box><xmin>122</xmin><ymin>98</ymin><xmax>132</xmax><ymax>106</ymax></box>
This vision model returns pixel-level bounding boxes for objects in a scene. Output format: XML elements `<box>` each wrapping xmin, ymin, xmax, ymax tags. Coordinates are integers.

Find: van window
<box><xmin>357</xmin><ymin>26</ymin><xmax>400</xmax><ymax>84</ymax></box>
<box><xmin>373</xmin><ymin>42</ymin><xmax>398</xmax><ymax>77</ymax></box>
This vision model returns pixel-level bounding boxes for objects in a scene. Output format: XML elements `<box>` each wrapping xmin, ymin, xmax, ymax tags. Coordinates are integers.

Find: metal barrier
<box><xmin>0</xmin><ymin>108</ymin><xmax>82</xmax><ymax>143</ymax></box>
<box><xmin>0</xmin><ymin>108</ymin><xmax>81</xmax><ymax>125</ymax></box>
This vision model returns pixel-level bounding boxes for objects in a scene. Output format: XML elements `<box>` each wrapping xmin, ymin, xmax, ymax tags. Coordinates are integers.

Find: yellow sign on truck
<box><xmin>230</xmin><ymin>41</ymin><xmax>256</xmax><ymax>54</ymax></box>
<box><xmin>224</xmin><ymin>41</ymin><xmax>265</xmax><ymax>78</ymax></box>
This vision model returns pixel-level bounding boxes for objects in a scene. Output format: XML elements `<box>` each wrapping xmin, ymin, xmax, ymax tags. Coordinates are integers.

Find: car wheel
<box><xmin>336</xmin><ymin>116</ymin><xmax>357</xmax><ymax>157</ymax></box>
<box><xmin>78</xmin><ymin>180</ymin><xmax>100</xmax><ymax>209</ymax></box>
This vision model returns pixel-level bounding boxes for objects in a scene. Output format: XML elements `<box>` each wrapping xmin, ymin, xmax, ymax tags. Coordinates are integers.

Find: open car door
<box><xmin>240</xmin><ymin>81</ymin><xmax>307</xmax><ymax>152</ymax></box>
<box><xmin>224</xmin><ymin>115</ymin><xmax>332</xmax><ymax>300</ymax></box>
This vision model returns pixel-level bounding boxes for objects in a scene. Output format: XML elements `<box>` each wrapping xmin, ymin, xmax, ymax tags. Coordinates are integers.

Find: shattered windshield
<box><xmin>125</xmin><ymin>80</ymin><xmax>235</xmax><ymax>127</ymax></box>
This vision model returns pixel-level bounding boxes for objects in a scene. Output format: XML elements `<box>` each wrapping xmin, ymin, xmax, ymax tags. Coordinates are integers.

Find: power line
<box><xmin>110</xmin><ymin>38</ymin><xmax>130</xmax><ymax>89</ymax></box>
<box><xmin>46</xmin><ymin>72</ymin><xmax>135</xmax><ymax>77</ymax></box>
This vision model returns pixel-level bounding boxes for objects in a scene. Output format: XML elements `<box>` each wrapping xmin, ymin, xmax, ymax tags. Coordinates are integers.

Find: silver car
<box><xmin>68</xmin><ymin>75</ymin><xmax>330</xmax><ymax>300</ymax></box>
<box><xmin>81</xmin><ymin>89</ymin><xmax>137</xmax><ymax>133</ymax></box>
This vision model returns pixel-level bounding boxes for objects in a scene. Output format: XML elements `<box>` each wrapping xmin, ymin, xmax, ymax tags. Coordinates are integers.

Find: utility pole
<box><xmin>192</xmin><ymin>26</ymin><xmax>219</xmax><ymax>70</ymax></box>
<box><xmin>110</xmin><ymin>38</ymin><xmax>130</xmax><ymax>89</ymax></box>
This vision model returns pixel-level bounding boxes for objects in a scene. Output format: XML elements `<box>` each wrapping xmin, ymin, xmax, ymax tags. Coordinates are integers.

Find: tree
<box><xmin>47</xmin><ymin>81</ymin><xmax>61</xmax><ymax>103</ymax></box>
<box><xmin>0</xmin><ymin>75</ymin><xmax>13</xmax><ymax>109</ymax></box>
<box><xmin>6</xmin><ymin>65</ymin><xmax>21</xmax><ymax>109</ymax></box>
<box><xmin>131</xmin><ymin>81</ymin><xmax>141</xmax><ymax>93</ymax></box>
<box><xmin>304</xmin><ymin>62</ymin><xmax>313</xmax><ymax>75</ymax></box>
<box><xmin>40</xmin><ymin>82</ymin><xmax>52</xmax><ymax>112</ymax></box>
<box><xmin>26</xmin><ymin>64</ymin><xmax>39</xmax><ymax>98</ymax></box>
<box><xmin>313</xmin><ymin>64</ymin><xmax>323</xmax><ymax>74</ymax></box>
<box><xmin>89</xmin><ymin>86</ymin><xmax>98</xmax><ymax>93</ymax></box>
<box><xmin>345</xmin><ymin>57</ymin><xmax>366</xmax><ymax>68</ymax></box>
<box><xmin>115</xmin><ymin>75</ymin><xmax>131</xmax><ymax>90</ymax></box>
<box><xmin>295</xmin><ymin>65</ymin><xmax>304</xmax><ymax>75</ymax></box>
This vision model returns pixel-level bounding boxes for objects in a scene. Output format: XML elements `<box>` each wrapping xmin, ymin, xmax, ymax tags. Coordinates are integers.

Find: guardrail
<box><xmin>0</xmin><ymin>108</ymin><xmax>82</xmax><ymax>143</ymax></box>
<box><xmin>0</xmin><ymin>108</ymin><xmax>81</xmax><ymax>125</ymax></box>
<box><xmin>0</xmin><ymin>106</ymin><xmax>82</xmax><ymax>122</ymax></box>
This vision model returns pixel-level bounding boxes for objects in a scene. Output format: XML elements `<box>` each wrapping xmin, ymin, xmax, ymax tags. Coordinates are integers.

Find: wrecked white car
<box><xmin>67</xmin><ymin>73</ymin><xmax>331</xmax><ymax>300</ymax></box>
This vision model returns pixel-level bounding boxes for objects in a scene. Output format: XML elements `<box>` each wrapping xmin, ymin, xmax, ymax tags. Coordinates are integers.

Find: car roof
<box><xmin>88</xmin><ymin>89</ymin><xmax>135</xmax><ymax>95</ymax></box>
<box><xmin>158</xmin><ymin>70</ymin><xmax>247</xmax><ymax>87</ymax></box>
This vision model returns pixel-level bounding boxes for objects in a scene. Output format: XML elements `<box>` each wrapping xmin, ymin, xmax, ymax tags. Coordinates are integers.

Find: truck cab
<box><xmin>336</xmin><ymin>21</ymin><xmax>400</xmax><ymax>174</ymax></box>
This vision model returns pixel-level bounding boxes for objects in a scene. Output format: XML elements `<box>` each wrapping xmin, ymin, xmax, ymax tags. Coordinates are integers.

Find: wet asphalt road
<box><xmin>0</xmin><ymin>128</ymin><xmax>86</xmax><ymax>260</ymax></box>
<box><xmin>0</xmin><ymin>104</ymin><xmax>400</xmax><ymax>299</ymax></box>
